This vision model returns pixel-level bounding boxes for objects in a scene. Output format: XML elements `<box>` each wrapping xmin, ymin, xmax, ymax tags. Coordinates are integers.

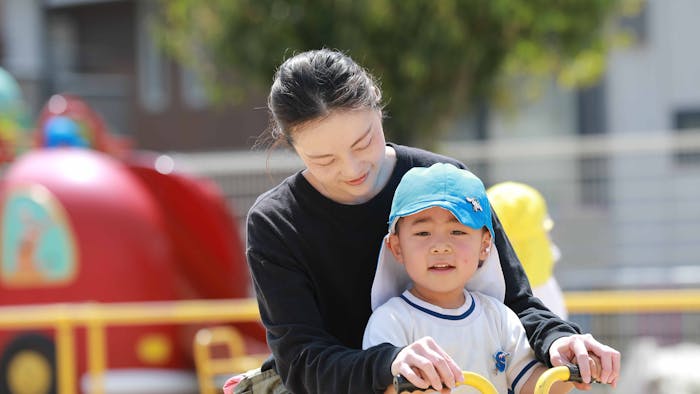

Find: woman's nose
<box><xmin>340</xmin><ymin>154</ymin><xmax>363</xmax><ymax>178</ymax></box>
<box><xmin>430</xmin><ymin>242</ymin><xmax>452</xmax><ymax>254</ymax></box>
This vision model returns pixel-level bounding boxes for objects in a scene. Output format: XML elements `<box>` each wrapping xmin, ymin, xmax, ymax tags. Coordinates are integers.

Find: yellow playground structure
<box><xmin>0</xmin><ymin>288</ymin><xmax>698</xmax><ymax>393</ymax></box>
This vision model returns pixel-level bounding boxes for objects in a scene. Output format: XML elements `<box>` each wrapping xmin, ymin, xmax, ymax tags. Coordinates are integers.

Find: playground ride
<box><xmin>32</xmin><ymin>94</ymin><xmax>130</xmax><ymax>156</ymax></box>
<box><xmin>394</xmin><ymin>361</ymin><xmax>603</xmax><ymax>394</ymax></box>
<box><xmin>0</xmin><ymin>94</ymin><xmax>266</xmax><ymax>393</ymax></box>
<box><xmin>0</xmin><ymin>67</ymin><xmax>31</xmax><ymax>163</ymax></box>
<box><xmin>193</xmin><ymin>325</ymin><xmax>268</xmax><ymax>394</ymax></box>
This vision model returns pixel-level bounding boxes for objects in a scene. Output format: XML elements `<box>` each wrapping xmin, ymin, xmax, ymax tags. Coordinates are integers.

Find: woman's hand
<box><xmin>390</xmin><ymin>336</ymin><xmax>462</xmax><ymax>392</ymax></box>
<box><xmin>549</xmin><ymin>334</ymin><xmax>621</xmax><ymax>390</ymax></box>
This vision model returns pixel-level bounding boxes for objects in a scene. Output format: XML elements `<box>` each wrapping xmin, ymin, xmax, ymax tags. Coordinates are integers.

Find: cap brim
<box><xmin>370</xmin><ymin>235</ymin><xmax>506</xmax><ymax>311</ymax></box>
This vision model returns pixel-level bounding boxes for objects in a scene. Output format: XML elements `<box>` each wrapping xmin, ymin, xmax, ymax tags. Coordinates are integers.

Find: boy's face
<box><xmin>388</xmin><ymin>207</ymin><xmax>492</xmax><ymax>309</ymax></box>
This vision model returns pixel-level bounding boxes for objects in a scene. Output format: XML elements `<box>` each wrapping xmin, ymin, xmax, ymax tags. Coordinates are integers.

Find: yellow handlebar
<box><xmin>394</xmin><ymin>371</ymin><xmax>497</xmax><ymax>393</ymax></box>
<box><xmin>396</xmin><ymin>363</ymin><xmax>592</xmax><ymax>394</ymax></box>
<box><xmin>394</xmin><ymin>364</ymin><xmax>596</xmax><ymax>394</ymax></box>
<box><xmin>534</xmin><ymin>365</ymin><xmax>572</xmax><ymax>394</ymax></box>
<box><xmin>534</xmin><ymin>363</ymin><xmax>599</xmax><ymax>394</ymax></box>
<box><xmin>460</xmin><ymin>371</ymin><xmax>498</xmax><ymax>394</ymax></box>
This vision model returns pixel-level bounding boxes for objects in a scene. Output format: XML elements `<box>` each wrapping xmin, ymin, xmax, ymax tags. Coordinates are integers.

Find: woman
<box><xmin>245</xmin><ymin>48</ymin><xmax>619</xmax><ymax>393</ymax></box>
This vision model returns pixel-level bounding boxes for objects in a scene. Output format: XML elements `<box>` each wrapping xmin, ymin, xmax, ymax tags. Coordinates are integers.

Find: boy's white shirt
<box><xmin>363</xmin><ymin>290</ymin><xmax>539</xmax><ymax>394</ymax></box>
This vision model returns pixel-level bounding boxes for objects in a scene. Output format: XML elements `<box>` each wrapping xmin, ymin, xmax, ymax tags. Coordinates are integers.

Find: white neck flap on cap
<box><xmin>370</xmin><ymin>235</ymin><xmax>506</xmax><ymax>311</ymax></box>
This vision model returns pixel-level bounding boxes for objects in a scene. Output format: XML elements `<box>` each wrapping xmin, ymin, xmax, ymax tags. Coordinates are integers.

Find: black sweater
<box><xmin>246</xmin><ymin>144</ymin><xmax>580</xmax><ymax>394</ymax></box>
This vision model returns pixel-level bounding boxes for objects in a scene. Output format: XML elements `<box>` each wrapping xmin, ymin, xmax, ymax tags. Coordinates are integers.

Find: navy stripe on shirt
<box><xmin>509</xmin><ymin>359</ymin><xmax>539</xmax><ymax>394</ymax></box>
<box><xmin>399</xmin><ymin>293</ymin><xmax>475</xmax><ymax>320</ymax></box>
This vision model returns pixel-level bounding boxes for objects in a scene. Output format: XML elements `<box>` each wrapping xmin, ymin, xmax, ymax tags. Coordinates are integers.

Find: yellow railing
<box><xmin>0</xmin><ymin>289</ymin><xmax>698</xmax><ymax>394</ymax></box>
<box><xmin>0</xmin><ymin>298</ymin><xmax>260</xmax><ymax>394</ymax></box>
<box><xmin>565</xmin><ymin>288</ymin><xmax>700</xmax><ymax>314</ymax></box>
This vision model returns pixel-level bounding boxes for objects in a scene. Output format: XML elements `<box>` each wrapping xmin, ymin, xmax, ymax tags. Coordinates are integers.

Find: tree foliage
<box><xmin>157</xmin><ymin>0</ymin><xmax>622</xmax><ymax>144</ymax></box>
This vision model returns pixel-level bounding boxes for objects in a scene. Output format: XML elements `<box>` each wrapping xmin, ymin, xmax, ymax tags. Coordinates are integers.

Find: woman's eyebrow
<box><xmin>350</xmin><ymin>126</ymin><xmax>372</xmax><ymax>148</ymax></box>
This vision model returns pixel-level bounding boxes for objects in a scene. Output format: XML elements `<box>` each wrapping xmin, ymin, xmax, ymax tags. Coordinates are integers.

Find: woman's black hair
<box><xmin>264</xmin><ymin>48</ymin><xmax>383</xmax><ymax>148</ymax></box>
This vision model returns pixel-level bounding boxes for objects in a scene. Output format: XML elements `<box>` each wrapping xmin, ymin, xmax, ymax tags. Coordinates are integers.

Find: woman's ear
<box><xmin>387</xmin><ymin>234</ymin><xmax>404</xmax><ymax>264</ymax></box>
<box><xmin>480</xmin><ymin>230</ymin><xmax>493</xmax><ymax>260</ymax></box>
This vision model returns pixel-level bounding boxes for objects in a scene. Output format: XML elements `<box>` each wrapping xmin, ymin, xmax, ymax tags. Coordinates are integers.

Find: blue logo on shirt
<box><xmin>493</xmin><ymin>350</ymin><xmax>510</xmax><ymax>373</ymax></box>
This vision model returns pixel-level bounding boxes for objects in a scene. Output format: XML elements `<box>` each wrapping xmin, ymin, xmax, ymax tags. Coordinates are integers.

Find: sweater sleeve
<box><xmin>490</xmin><ymin>207</ymin><xmax>582</xmax><ymax>366</ymax></box>
<box><xmin>246</xmin><ymin>209</ymin><xmax>402</xmax><ymax>394</ymax></box>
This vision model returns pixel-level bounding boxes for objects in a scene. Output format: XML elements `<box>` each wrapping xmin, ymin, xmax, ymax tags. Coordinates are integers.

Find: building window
<box><xmin>618</xmin><ymin>0</ymin><xmax>648</xmax><ymax>46</ymax></box>
<box><xmin>674</xmin><ymin>110</ymin><xmax>700</xmax><ymax>165</ymax></box>
<box><xmin>136</xmin><ymin>0</ymin><xmax>169</xmax><ymax>113</ymax></box>
<box><xmin>180</xmin><ymin>66</ymin><xmax>209</xmax><ymax>110</ymax></box>
<box><xmin>577</xmin><ymin>83</ymin><xmax>609</xmax><ymax>207</ymax></box>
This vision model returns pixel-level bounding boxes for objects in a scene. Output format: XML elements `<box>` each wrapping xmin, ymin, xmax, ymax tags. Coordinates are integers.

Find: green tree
<box><xmin>157</xmin><ymin>0</ymin><xmax>624</xmax><ymax>145</ymax></box>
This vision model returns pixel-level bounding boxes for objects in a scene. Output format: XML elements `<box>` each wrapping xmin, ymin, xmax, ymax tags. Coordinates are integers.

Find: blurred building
<box><xmin>2</xmin><ymin>0</ymin><xmax>699</xmax><ymax>291</ymax></box>
<box><xmin>448</xmin><ymin>0</ymin><xmax>700</xmax><ymax>142</ymax></box>
<box><xmin>0</xmin><ymin>0</ymin><xmax>268</xmax><ymax>152</ymax></box>
<box><xmin>443</xmin><ymin>0</ymin><xmax>700</xmax><ymax>291</ymax></box>
<box><xmin>2</xmin><ymin>0</ymin><xmax>699</xmax><ymax>152</ymax></box>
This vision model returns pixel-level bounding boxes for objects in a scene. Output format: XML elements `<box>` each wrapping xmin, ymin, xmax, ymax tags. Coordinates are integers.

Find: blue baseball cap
<box><xmin>370</xmin><ymin>163</ymin><xmax>505</xmax><ymax>311</ymax></box>
<box><xmin>388</xmin><ymin>163</ymin><xmax>494</xmax><ymax>240</ymax></box>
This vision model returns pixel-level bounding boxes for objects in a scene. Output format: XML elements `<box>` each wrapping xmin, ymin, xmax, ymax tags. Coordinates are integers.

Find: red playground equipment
<box><xmin>0</xmin><ymin>94</ymin><xmax>265</xmax><ymax>394</ymax></box>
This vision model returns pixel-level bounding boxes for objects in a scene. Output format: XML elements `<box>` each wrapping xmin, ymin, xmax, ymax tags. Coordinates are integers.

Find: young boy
<box><xmin>363</xmin><ymin>163</ymin><xmax>584</xmax><ymax>394</ymax></box>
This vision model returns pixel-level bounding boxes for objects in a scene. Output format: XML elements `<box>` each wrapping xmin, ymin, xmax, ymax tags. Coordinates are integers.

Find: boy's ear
<box><xmin>480</xmin><ymin>230</ymin><xmax>493</xmax><ymax>260</ymax></box>
<box><xmin>387</xmin><ymin>234</ymin><xmax>404</xmax><ymax>264</ymax></box>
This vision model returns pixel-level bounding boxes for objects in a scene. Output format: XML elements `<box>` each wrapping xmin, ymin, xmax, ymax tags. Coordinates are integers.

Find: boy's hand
<box><xmin>549</xmin><ymin>334</ymin><xmax>620</xmax><ymax>389</ymax></box>
<box><xmin>391</xmin><ymin>336</ymin><xmax>462</xmax><ymax>392</ymax></box>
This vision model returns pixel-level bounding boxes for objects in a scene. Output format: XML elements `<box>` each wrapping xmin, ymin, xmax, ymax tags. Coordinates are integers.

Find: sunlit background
<box><xmin>1</xmin><ymin>0</ymin><xmax>699</xmax><ymax>393</ymax></box>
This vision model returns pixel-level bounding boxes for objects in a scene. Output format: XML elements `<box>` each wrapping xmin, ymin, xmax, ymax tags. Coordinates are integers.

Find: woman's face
<box><xmin>291</xmin><ymin>108</ymin><xmax>390</xmax><ymax>205</ymax></box>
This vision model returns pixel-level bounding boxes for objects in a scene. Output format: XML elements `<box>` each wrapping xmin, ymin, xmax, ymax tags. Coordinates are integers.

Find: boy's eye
<box><xmin>451</xmin><ymin>230</ymin><xmax>466</xmax><ymax>235</ymax></box>
<box><xmin>413</xmin><ymin>231</ymin><xmax>430</xmax><ymax>237</ymax></box>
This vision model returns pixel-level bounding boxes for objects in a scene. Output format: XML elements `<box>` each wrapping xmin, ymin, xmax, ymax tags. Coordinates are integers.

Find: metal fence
<box><xmin>439</xmin><ymin>131</ymin><xmax>700</xmax><ymax>293</ymax></box>
<box><xmin>172</xmin><ymin>131</ymin><xmax>700</xmax><ymax>293</ymax></box>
